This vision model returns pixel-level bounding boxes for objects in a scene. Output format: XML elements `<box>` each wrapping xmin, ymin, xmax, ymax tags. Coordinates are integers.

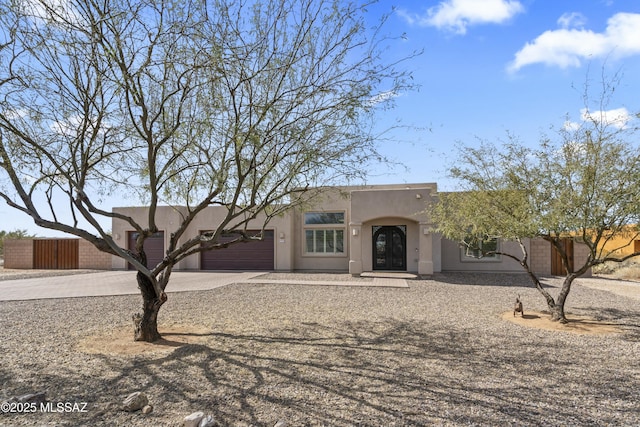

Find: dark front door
<box><xmin>372</xmin><ymin>226</ymin><xmax>406</xmax><ymax>270</ymax></box>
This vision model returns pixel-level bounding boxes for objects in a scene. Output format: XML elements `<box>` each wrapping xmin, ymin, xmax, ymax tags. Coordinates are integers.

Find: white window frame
<box><xmin>303</xmin><ymin>211</ymin><xmax>346</xmax><ymax>256</ymax></box>
<box><xmin>461</xmin><ymin>236</ymin><xmax>501</xmax><ymax>262</ymax></box>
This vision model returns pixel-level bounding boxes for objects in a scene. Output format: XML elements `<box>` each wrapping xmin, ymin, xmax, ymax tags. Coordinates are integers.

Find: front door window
<box><xmin>372</xmin><ymin>226</ymin><xmax>406</xmax><ymax>270</ymax></box>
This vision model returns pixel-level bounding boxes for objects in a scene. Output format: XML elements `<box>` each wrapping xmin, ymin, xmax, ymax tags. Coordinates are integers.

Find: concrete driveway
<box><xmin>0</xmin><ymin>270</ymin><xmax>409</xmax><ymax>301</ymax></box>
<box><xmin>0</xmin><ymin>271</ymin><xmax>264</xmax><ymax>301</ymax></box>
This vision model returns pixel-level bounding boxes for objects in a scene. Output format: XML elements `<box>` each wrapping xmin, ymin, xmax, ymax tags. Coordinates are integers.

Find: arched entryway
<box><xmin>372</xmin><ymin>225</ymin><xmax>406</xmax><ymax>270</ymax></box>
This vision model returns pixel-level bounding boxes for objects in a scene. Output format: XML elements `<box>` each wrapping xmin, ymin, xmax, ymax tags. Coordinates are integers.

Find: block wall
<box><xmin>4</xmin><ymin>240</ymin><xmax>34</xmax><ymax>269</ymax></box>
<box><xmin>78</xmin><ymin>239</ymin><xmax>113</xmax><ymax>269</ymax></box>
<box><xmin>530</xmin><ymin>238</ymin><xmax>593</xmax><ymax>277</ymax></box>
<box><xmin>530</xmin><ymin>238</ymin><xmax>550</xmax><ymax>275</ymax></box>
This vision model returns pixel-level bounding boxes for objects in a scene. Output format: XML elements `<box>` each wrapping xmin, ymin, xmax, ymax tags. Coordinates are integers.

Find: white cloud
<box><xmin>50</xmin><ymin>115</ymin><xmax>84</xmax><ymax>137</ymax></box>
<box><xmin>508</xmin><ymin>12</ymin><xmax>640</xmax><ymax>73</ymax></box>
<box><xmin>557</xmin><ymin>12</ymin><xmax>587</xmax><ymax>30</ymax></box>
<box><xmin>581</xmin><ymin>107</ymin><xmax>632</xmax><ymax>129</ymax></box>
<box><xmin>396</xmin><ymin>9</ymin><xmax>419</xmax><ymax>26</ymax></box>
<box><xmin>563</xmin><ymin>107</ymin><xmax>633</xmax><ymax>131</ymax></box>
<box><xmin>19</xmin><ymin>0</ymin><xmax>82</xmax><ymax>27</ymax></box>
<box><xmin>1</xmin><ymin>108</ymin><xmax>28</xmax><ymax>121</ymax></box>
<box><xmin>366</xmin><ymin>90</ymin><xmax>400</xmax><ymax>107</ymax></box>
<box><xmin>50</xmin><ymin>114</ymin><xmax>115</xmax><ymax>139</ymax></box>
<box><xmin>397</xmin><ymin>0</ymin><xmax>524</xmax><ymax>35</ymax></box>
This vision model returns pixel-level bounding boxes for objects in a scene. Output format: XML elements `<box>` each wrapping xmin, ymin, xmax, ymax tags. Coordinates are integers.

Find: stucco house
<box><xmin>109</xmin><ymin>183</ymin><xmax>588</xmax><ymax>276</ymax></box>
<box><xmin>4</xmin><ymin>183</ymin><xmax>590</xmax><ymax>275</ymax></box>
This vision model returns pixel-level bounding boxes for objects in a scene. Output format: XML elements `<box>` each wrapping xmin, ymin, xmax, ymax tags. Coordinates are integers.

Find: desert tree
<box><xmin>0</xmin><ymin>0</ymin><xmax>416</xmax><ymax>341</ymax></box>
<box><xmin>431</xmin><ymin>73</ymin><xmax>640</xmax><ymax>322</ymax></box>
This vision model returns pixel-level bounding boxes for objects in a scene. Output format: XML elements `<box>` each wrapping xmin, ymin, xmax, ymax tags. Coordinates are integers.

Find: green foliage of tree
<box><xmin>0</xmin><ymin>0</ymin><xmax>418</xmax><ymax>341</ymax></box>
<box><xmin>431</xmin><ymin>74</ymin><xmax>640</xmax><ymax>322</ymax></box>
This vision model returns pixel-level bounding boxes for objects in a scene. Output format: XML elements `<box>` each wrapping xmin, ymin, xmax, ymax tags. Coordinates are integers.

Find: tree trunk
<box><xmin>524</xmin><ymin>267</ymin><xmax>570</xmax><ymax>323</ymax></box>
<box><xmin>549</xmin><ymin>302</ymin><xmax>567</xmax><ymax>323</ymax></box>
<box><xmin>548</xmin><ymin>275</ymin><xmax>576</xmax><ymax>324</ymax></box>
<box><xmin>133</xmin><ymin>270</ymin><xmax>166</xmax><ymax>342</ymax></box>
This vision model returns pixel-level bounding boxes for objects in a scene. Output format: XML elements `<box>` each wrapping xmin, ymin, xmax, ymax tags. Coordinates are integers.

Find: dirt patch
<box><xmin>502</xmin><ymin>311</ymin><xmax>622</xmax><ymax>335</ymax></box>
<box><xmin>77</xmin><ymin>325</ymin><xmax>212</xmax><ymax>356</ymax></box>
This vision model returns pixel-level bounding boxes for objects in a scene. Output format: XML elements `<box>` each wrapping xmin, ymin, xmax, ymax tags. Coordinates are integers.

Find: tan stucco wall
<box><xmin>432</xmin><ymin>233</ymin><xmax>443</xmax><ymax>273</ymax></box>
<box><xmin>348</xmin><ymin>184</ymin><xmax>436</xmax><ymax>275</ymax></box>
<box><xmin>111</xmin><ymin>206</ymin><xmax>293</xmax><ymax>271</ymax></box>
<box><xmin>349</xmin><ymin>186</ymin><xmax>434</xmax><ymax>224</ymax></box>
<box><xmin>440</xmin><ymin>238</ymin><xmax>530</xmax><ymax>273</ymax></box>
<box><xmin>111</xmin><ymin>184</ymin><xmax>594</xmax><ymax>276</ymax></box>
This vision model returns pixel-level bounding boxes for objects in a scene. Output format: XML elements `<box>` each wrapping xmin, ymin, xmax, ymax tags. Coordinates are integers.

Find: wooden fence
<box><xmin>33</xmin><ymin>239</ymin><xmax>79</xmax><ymax>269</ymax></box>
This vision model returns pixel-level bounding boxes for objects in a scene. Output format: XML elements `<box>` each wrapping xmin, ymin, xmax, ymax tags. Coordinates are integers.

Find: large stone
<box><xmin>122</xmin><ymin>391</ymin><xmax>148</xmax><ymax>412</ymax></box>
<box><xmin>199</xmin><ymin>414</ymin><xmax>219</xmax><ymax>427</ymax></box>
<box><xmin>183</xmin><ymin>411</ymin><xmax>205</xmax><ymax>427</ymax></box>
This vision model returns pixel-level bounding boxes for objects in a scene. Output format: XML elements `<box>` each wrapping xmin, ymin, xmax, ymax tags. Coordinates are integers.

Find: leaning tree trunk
<box><xmin>549</xmin><ymin>276</ymin><xmax>576</xmax><ymax>324</ymax></box>
<box><xmin>524</xmin><ymin>268</ymin><xmax>569</xmax><ymax>323</ymax></box>
<box><xmin>133</xmin><ymin>271</ymin><xmax>166</xmax><ymax>342</ymax></box>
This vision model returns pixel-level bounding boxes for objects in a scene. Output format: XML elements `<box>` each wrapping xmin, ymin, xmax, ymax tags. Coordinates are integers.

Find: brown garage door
<box><xmin>127</xmin><ymin>231</ymin><xmax>165</xmax><ymax>270</ymax></box>
<box><xmin>33</xmin><ymin>239</ymin><xmax>79</xmax><ymax>269</ymax></box>
<box><xmin>201</xmin><ymin>230</ymin><xmax>274</xmax><ymax>270</ymax></box>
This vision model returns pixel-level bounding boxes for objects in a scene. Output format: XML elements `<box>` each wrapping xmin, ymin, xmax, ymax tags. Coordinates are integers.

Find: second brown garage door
<box><xmin>200</xmin><ymin>230</ymin><xmax>274</xmax><ymax>270</ymax></box>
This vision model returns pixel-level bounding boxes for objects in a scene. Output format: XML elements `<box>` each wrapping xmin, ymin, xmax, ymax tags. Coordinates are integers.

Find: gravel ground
<box><xmin>1</xmin><ymin>272</ymin><xmax>639</xmax><ymax>426</ymax></box>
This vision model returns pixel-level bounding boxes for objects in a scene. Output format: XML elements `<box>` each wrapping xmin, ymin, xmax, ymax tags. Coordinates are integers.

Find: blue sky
<box><xmin>366</xmin><ymin>0</ymin><xmax>640</xmax><ymax>188</ymax></box>
<box><xmin>3</xmin><ymin>0</ymin><xmax>640</xmax><ymax>236</ymax></box>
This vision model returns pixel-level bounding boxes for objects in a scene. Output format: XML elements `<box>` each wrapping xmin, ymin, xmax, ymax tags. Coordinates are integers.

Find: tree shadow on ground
<box><xmin>10</xmin><ymin>318</ymin><xmax>633</xmax><ymax>427</ymax></box>
<box><xmin>572</xmin><ymin>306</ymin><xmax>640</xmax><ymax>336</ymax></box>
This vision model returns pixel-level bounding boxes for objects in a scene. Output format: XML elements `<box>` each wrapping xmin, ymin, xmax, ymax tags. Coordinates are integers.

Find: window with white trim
<box><xmin>462</xmin><ymin>235</ymin><xmax>500</xmax><ymax>261</ymax></box>
<box><xmin>304</xmin><ymin>212</ymin><xmax>345</xmax><ymax>255</ymax></box>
